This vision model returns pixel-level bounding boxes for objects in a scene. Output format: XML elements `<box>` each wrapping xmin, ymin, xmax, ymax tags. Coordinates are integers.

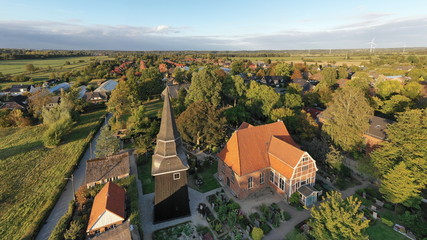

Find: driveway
<box><xmin>36</xmin><ymin>114</ymin><xmax>110</xmax><ymax>240</ymax></box>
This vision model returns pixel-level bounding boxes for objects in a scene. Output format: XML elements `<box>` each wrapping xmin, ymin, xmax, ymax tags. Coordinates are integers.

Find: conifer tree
<box><xmin>95</xmin><ymin>125</ymin><xmax>120</xmax><ymax>158</ymax></box>
<box><xmin>309</xmin><ymin>191</ymin><xmax>369</xmax><ymax>240</ymax></box>
<box><xmin>379</xmin><ymin>162</ymin><xmax>421</xmax><ymax>207</ymax></box>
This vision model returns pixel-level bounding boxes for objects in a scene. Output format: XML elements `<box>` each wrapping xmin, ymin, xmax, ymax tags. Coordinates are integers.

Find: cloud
<box><xmin>0</xmin><ymin>18</ymin><xmax>426</xmax><ymax>50</ymax></box>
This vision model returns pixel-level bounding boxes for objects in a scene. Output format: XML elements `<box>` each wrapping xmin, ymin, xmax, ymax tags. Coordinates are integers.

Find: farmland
<box><xmin>0</xmin><ymin>56</ymin><xmax>112</xmax><ymax>89</ymax></box>
<box><xmin>0</xmin><ymin>108</ymin><xmax>106</xmax><ymax>240</ymax></box>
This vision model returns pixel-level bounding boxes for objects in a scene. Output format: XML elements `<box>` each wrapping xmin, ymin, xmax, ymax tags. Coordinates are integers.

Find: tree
<box><xmin>284</xmin><ymin>93</ymin><xmax>303</xmax><ymax>109</ymax></box>
<box><xmin>376</xmin><ymin>80</ymin><xmax>402</xmax><ymax>99</ymax></box>
<box><xmin>185</xmin><ymin>67</ymin><xmax>222</xmax><ymax>107</ymax></box>
<box><xmin>371</xmin><ymin>109</ymin><xmax>427</xmax><ymax>187</ymax></box>
<box><xmin>256</xmin><ymin>69</ymin><xmax>266</xmax><ymax>78</ymax></box>
<box><xmin>64</xmin><ymin>220</ymin><xmax>83</xmax><ymax>240</ymax></box>
<box><xmin>95</xmin><ymin>125</ymin><xmax>120</xmax><ymax>158</ymax></box>
<box><xmin>222</xmin><ymin>75</ymin><xmax>246</xmax><ymax>105</ymax></box>
<box><xmin>28</xmin><ymin>89</ymin><xmax>52</xmax><ymax>119</ymax></box>
<box><xmin>107</xmin><ymin>80</ymin><xmax>132</xmax><ymax>124</ymax></box>
<box><xmin>177</xmin><ymin>101</ymin><xmax>226</xmax><ymax>148</ymax></box>
<box><xmin>246</xmin><ymin>81</ymin><xmax>280</xmax><ymax>118</ymax></box>
<box><xmin>289</xmin><ymin>192</ymin><xmax>301</xmax><ymax>207</ymax></box>
<box><xmin>26</xmin><ymin>63</ymin><xmax>35</xmax><ymax>73</ymax></box>
<box><xmin>291</xmin><ymin>69</ymin><xmax>303</xmax><ymax>79</ymax></box>
<box><xmin>322</xmin><ymin>86</ymin><xmax>372</xmax><ymax>151</ymax></box>
<box><xmin>380</xmin><ymin>95</ymin><xmax>412</xmax><ymax>115</ymax></box>
<box><xmin>286</xmin><ymin>83</ymin><xmax>303</xmax><ymax>94</ymax></box>
<box><xmin>43</xmin><ymin>113</ymin><xmax>74</xmax><ymax>147</ymax></box>
<box><xmin>173</xmin><ymin>68</ymin><xmax>186</xmax><ymax>83</ymax></box>
<box><xmin>402</xmin><ymin>81</ymin><xmax>422</xmax><ymax>100</ymax></box>
<box><xmin>269</xmin><ymin>107</ymin><xmax>294</xmax><ymax>122</ymax></box>
<box><xmin>337</xmin><ymin>67</ymin><xmax>348</xmax><ymax>79</ymax></box>
<box><xmin>320</xmin><ymin>67</ymin><xmax>338</xmax><ymax>87</ymax></box>
<box><xmin>275</xmin><ymin>63</ymin><xmax>292</xmax><ymax>79</ymax></box>
<box><xmin>326</xmin><ymin>145</ymin><xmax>344</xmax><ymax>171</ymax></box>
<box><xmin>231</xmin><ymin>60</ymin><xmax>245</xmax><ymax>75</ymax></box>
<box><xmin>127</xmin><ymin>105</ymin><xmax>150</xmax><ymax>133</ymax></box>
<box><xmin>224</xmin><ymin>104</ymin><xmax>250</xmax><ymax>127</ymax></box>
<box><xmin>251</xmin><ymin>227</ymin><xmax>264</xmax><ymax>240</ymax></box>
<box><xmin>348</xmin><ymin>72</ymin><xmax>371</xmax><ymax>93</ymax></box>
<box><xmin>308</xmin><ymin>191</ymin><xmax>369</xmax><ymax>240</ymax></box>
<box><xmin>379</xmin><ymin>162</ymin><xmax>421</xmax><ymax>207</ymax></box>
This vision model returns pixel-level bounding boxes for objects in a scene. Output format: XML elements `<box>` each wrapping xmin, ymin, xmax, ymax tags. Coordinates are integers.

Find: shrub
<box><xmin>43</xmin><ymin>115</ymin><xmax>74</xmax><ymax>147</ymax></box>
<box><xmin>251</xmin><ymin>227</ymin><xmax>264</xmax><ymax>240</ymax></box>
<box><xmin>64</xmin><ymin>220</ymin><xmax>83</xmax><ymax>240</ymax></box>
<box><xmin>282</xmin><ymin>211</ymin><xmax>291</xmax><ymax>221</ymax></box>
<box><xmin>290</xmin><ymin>192</ymin><xmax>301</xmax><ymax>207</ymax></box>
<box><xmin>260</xmin><ymin>222</ymin><xmax>271</xmax><ymax>234</ymax></box>
<box><xmin>381</xmin><ymin>218</ymin><xmax>394</xmax><ymax>227</ymax></box>
<box><xmin>383</xmin><ymin>203</ymin><xmax>394</xmax><ymax>210</ymax></box>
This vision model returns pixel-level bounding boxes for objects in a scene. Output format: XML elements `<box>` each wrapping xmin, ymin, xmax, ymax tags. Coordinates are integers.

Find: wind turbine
<box><xmin>402</xmin><ymin>44</ymin><xmax>406</xmax><ymax>54</ymax></box>
<box><xmin>368</xmin><ymin>38</ymin><xmax>377</xmax><ymax>54</ymax></box>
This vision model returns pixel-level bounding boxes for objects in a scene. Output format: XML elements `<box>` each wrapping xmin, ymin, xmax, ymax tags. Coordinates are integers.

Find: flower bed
<box><xmin>153</xmin><ymin>222</ymin><xmax>197</xmax><ymax>240</ymax></box>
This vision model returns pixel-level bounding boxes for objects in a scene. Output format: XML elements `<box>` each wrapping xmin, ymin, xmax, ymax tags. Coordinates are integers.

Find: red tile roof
<box><xmin>218</xmin><ymin>121</ymin><xmax>301</xmax><ymax>176</ymax></box>
<box><xmin>87</xmin><ymin>182</ymin><xmax>126</xmax><ymax>232</ymax></box>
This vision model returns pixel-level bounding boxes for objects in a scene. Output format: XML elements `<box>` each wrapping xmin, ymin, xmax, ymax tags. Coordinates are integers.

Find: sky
<box><xmin>1</xmin><ymin>0</ymin><xmax>427</xmax><ymax>51</ymax></box>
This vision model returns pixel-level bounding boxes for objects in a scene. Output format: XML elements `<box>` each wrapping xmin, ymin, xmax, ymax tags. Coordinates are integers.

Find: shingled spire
<box><xmin>151</xmin><ymin>86</ymin><xmax>189</xmax><ymax>175</ymax></box>
<box><xmin>152</xmin><ymin>86</ymin><xmax>190</xmax><ymax>223</ymax></box>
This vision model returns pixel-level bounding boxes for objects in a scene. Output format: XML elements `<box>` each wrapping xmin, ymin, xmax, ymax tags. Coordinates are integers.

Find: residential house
<box><xmin>94</xmin><ymin>80</ymin><xmax>118</xmax><ymax>93</ymax></box>
<box><xmin>292</xmin><ymin>78</ymin><xmax>315</xmax><ymax>92</ymax></box>
<box><xmin>217</xmin><ymin>121</ymin><xmax>319</xmax><ymax>206</ymax></box>
<box><xmin>304</xmin><ymin>107</ymin><xmax>324</xmax><ymax>124</ymax></box>
<box><xmin>84</xmin><ymin>91</ymin><xmax>109</xmax><ymax>104</ymax></box>
<box><xmin>85</xmin><ymin>152</ymin><xmax>130</xmax><ymax>188</ymax></box>
<box><xmin>87</xmin><ymin>182</ymin><xmax>126</xmax><ymax>235</ymax></box>
<box><xmin>45</xmin><ymin>96</ymin><xmax>60</xmax><ymax>109</ymax></box>
<box><xmin>89</xmin><ymin>221</ymin><xmax>139</xmax><ymax>240</ymax></box>
<box><xmin>0</xmin><ymin>101</ymin><xmax>25</xmax><ymax>110</ymax></box>
<box><xmin>261</xmin><ymin>76</ymin><xmax>285</xmax><ymax>87</ymax></box>
<box><xmin>363</xmin><ymin>116</ymin><xmax>393</xmax><ymax>154</ymax></box>
<box><xmin>48</xmin><ymin>82</ymin><xmax>71</xmax><ymax>93</ymax></box>
<box><xmin>10</xmin><ymin>84</ymin><xmax>34</xmax><ymax>96</ymax></box>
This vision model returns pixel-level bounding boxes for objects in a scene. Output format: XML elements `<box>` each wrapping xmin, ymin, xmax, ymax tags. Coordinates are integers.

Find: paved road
<box><xmin>36</xmin><ymin>114</ymin><xmax>110</xmax><ymax>240</ymax></box>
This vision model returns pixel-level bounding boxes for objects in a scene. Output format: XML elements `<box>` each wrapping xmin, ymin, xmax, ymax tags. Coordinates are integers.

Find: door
<box><xmin>227</xmin><ymin>177</ymin><xmax>230</xmax><ymax>187</ymax></box>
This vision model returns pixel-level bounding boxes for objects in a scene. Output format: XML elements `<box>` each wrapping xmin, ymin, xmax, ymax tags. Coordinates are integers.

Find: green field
<box><xmin>366</xmin><ymin>222</ymin><xmax>407</xmax><ymax>240</ymax></box>
<box><xmin>0</xmin><ymin>56</ymin><xmax>112</xmax><ymax>89</ymax></box>
<box><xmin>0</xmin><ymin>108</ymin><xmax>106</xmax><ymax>240</ymax></box>
<box><xmin>144</xmin><ymin>99</ymin><xmax>163</xmax><ymax>118</ymax></box>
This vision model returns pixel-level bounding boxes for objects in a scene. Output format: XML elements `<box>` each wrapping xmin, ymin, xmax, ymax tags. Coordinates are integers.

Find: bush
<box><xmin>260</xmin><ymin>222</ymin><xmax>272</xmax><ymax>234</ymax></box>
<box><xmin>43</xmin><ymin>115</ymin><xmax>74</xmax><ymax>147</ymax></box>
<box><xmin>383</xmin><ymin>203</ymin><xmax>394</xmax><ymax>210</ymax></box>
<box><xmin>381</xmin><ymin>218</ymin><xmax>394</xmax><ymax>227</ymax></box>
<box><xmin>282</xmin><ymin>211</ymin><xmax>291</xmax><ymax>221</ymax></box>
<box><xmin>251</xmin><ymin>227</ymin><xmax>264</xmax><ymax>240</ymax></box>
<box><xmin>64</xmin><ymin>220</ymin><xmax>83</xmax><ymax>240</ymax></box>
<box><xmin>290</xmin><ymin>192</ymin><xmax>301</xmax><ymax>207</ymax></box>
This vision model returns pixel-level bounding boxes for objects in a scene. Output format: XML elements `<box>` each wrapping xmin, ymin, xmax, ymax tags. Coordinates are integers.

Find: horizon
<box><xmin>1</xmin><ymin>0</ymin><xmax>427</xmax><ymax>50</ymax></box>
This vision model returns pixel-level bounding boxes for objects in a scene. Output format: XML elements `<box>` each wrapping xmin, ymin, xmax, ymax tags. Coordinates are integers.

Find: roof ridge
<box><xmin>235</xmin><ymin>131</ymin><xmax>242</xmax><ymax>176</ymax></box>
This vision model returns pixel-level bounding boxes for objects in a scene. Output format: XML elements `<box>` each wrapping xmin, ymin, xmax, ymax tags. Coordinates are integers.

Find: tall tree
<box><xmin>320</xmin><ymin>67</ymin><xmax>338</xmax><ymax>87</ymax></box>
<box><xmin>185</xmin><ymin>67</ymin><xmax>222</xmax><ymax>107</ymax></box>
<box><xmin>375</xmin><ymin>80</ymin><xmax>402</xmax><ymax>99</ymax></box>
<box><xmin>380</xmin><ymin>95</ymin><xmax>413</xmax><ymax>115</ymax></box>
<box><xmin>348</xmin><ymin>72</ymin><xmax>371</xmax><ymax>94</ymax></box>
<box><xmin>95</xmin><ymin>125</ymin><xmax>120</xmax><ymax>158</ymax></box>
<box><xmin>274</xmin><ymin>63</ymin><xmax>292</xmax><ymax>79</ymax></box>
<box><xmin>402</xmin><ymin>81</ymin><xmax>422</xmax><ymax>100</ymax></box>
<box><xmin>231</xmin><ymin>60</ymin><xmax>245</xmax><ymax>75</ymax></box>
<box><xmin>371</xmin><ymin>109</ymin><xmax>427</xmax><ymax>187</ymax></box>
<box><xmin>322</xmin><ymin>86</ymin><xmax>373</xmax><ymax>151</ymax></box>
<box><xmin>379</xmin><ymin>162</ymin><xmax>421</xmax><ymax>207</ymax></box>
<box><xmin>177</xmin><ymin>101</ymin><xmax>226</xmax><ymax>148</ymax></box>
<box><xmin>28</xmin><ymin>89</ymin><xmax>52</xmax><ymax>119</ymax></box>
<box><xmin>308</xmin><ymin>191</ymin><xmax>369</xmax><ymax>240</ymax></box>
<box><xmin>284</xmin><ymin>93</ymin><xmax>303</xmax><ymax>109</ymax></box>
<box><xmin>107</xmin><ymin>80</ymin><xmax>132</xmax><ymax>124</ymax></box>
<box><xmin>246</xmin><ymin>81</ymin><xmax>280</xmax><ymax>118</ymax></box>
<box><xmin>222</xmin><ymin>75</ymin><xmax>246</xmax><ymax>105</ymax></box>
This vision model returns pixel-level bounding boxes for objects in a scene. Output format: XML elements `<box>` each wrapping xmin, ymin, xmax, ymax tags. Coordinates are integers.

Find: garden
<box><xmin>152</xmin><ymin>222</ymin><xmax>201</xmax><ymax>240</ymax></box>
<box><xmin>188</xmin><ymin>154</ymin><xmax>221</xmax><ymax>193</ymax></box>
<box><xmin>201</xmin><ymin>190</ymin><xmax>292</xmax><ymax>239</ymax></box>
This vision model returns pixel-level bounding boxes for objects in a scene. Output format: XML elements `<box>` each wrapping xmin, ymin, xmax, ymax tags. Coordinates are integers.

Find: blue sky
<box><xmin>1</xmin><ymin>0</ymin><xmax>426</xmax><ymax>50</ymax></box>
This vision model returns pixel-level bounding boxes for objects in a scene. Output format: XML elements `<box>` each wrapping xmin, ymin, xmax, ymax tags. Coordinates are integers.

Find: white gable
<box><xmin>90</xmin><ymin>210</ymin><xmax>124</xmax><ymax>231</ymax></box>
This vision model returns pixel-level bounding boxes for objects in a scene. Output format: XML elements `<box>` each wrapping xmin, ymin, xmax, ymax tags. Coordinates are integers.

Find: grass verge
<box><xmin>366</xmin><ymin>222</ymin><xmax>406</xmax><ymax>240</ymax></box>
<box><xmin>0</xmin><ymin>108</ymin><xmax>106</xmax><ymax>240</ymax></box>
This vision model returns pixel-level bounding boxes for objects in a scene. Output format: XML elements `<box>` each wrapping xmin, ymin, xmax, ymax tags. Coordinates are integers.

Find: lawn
<box><xmin>366</xmin><ymin>222</ymin><xmax>406</xmax><ymax>240</ymax></box>
<box><xmin>143</xmin><ymin>99</ymin><xmax>163</xmax><ymax>118</ymax></box>
<box><xmin>137</xmin><ymin>153</ymin><xmax>155</xmax><ymax>194</ymax></box>
<box><xmin>195</xmin><ymin>160</ymin><xmax>220</xmax><ymax>193</ymax></box>
<box><xmin>0</xmin><ymin>56</ymin><xmax>111</xmax><ymax>89</ymax></box>
<box><xmin>0</xmin><ymin>108</ymin><xmax>106</xmax><ymax>240</ymax></box>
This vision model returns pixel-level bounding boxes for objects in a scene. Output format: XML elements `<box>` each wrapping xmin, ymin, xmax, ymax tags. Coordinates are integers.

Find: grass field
<box><xmin>195</xmin><ymin>161</ymin><xmax>220</xmax><ymax>193</ymax></box>
<box><xmin>0</xmin><ymin>108</ymin><xmax>106</xmax><ymax>240</ymax></box>
<box><xmin>366</xmin><ymin>222</ymin><xmax>406</xmax><ymax>240</ymax></box>
<box><xmin>0</xmin><ymin>56</ymin><xmax>112</xmax><ymax>89</ymax></box>
<box><xmin>137</xmin><ymin>154</ymin><xmax>155</xmax><ymax>194</ymax></box>
<box><xmin>144</xmin><ymin>99</ymin><xmax>163</xmax><ymax>118</ymax></box>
